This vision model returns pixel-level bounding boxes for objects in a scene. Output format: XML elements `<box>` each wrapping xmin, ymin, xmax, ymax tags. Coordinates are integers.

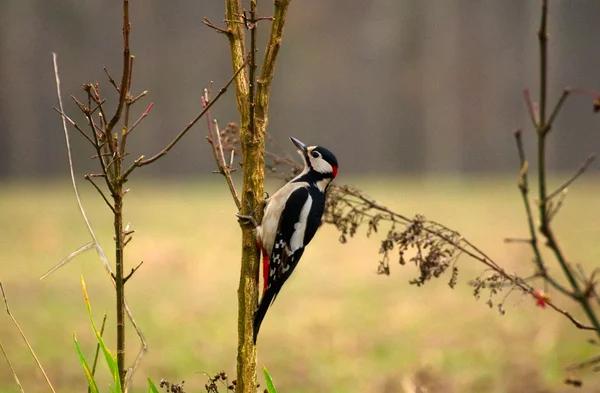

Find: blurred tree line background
<box><xmin>1</xmin><ymin>0</ymin><xmax>599</xmax><ymax>178</ymax></box>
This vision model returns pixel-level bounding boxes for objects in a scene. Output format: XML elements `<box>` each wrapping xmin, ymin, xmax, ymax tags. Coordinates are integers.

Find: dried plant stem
<box><xmin>0</xmin><ymin>338</ymin><xmax>24</xmax><ymax>393</ymax></box>
<box><xmin>1</xmin><ymin>283</ymin><xmax>56</xmax><ymax>393</ymax></box>
<box><xmin>203</xmin><ymin>96</ymin><xmax>241</xmax><ymax>209</ymax></box>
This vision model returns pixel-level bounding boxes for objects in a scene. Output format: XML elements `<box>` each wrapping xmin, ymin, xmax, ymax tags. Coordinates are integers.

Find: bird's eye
<box><xmin>311</xmin><ymin>151</ymin><xmax>320</xmax><ymax>158</ymax></box>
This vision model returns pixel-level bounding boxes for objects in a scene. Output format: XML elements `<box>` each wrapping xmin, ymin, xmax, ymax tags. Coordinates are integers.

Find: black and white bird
<box><xmin>253</xmin><ymin>136</ymin><xmax>338</xmax><ymax>343</ymax></box>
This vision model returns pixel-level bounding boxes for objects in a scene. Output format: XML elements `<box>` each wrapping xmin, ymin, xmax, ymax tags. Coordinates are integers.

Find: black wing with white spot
<box><xmin>253</xmin><ymin>187</ymin><xmax>310</xmax><ymax>343</ymax></box>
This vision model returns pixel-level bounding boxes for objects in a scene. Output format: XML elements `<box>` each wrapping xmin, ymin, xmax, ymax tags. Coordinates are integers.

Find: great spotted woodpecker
<box><xmin>253</xmin><ymin>136</ymin><xmax>338</xmax><ymax>343</ymax></box>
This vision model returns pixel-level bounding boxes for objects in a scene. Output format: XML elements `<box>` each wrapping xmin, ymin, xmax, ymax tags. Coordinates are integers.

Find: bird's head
<box><xmin>290</xmin><ymin>136</ymin><xmax>338</xmax><ymax>179</ymax></box>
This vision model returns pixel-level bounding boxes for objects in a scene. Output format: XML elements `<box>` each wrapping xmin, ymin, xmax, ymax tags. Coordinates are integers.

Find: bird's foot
<box><xmin>236</xmin><ymin>212</ymin><xmax>259</xmax><ymax>228</ymax></box>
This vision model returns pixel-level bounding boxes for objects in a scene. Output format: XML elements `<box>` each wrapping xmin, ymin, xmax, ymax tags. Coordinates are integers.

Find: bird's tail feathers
<box><xmin>253</xmin><ymin>291</ymin><xmax>274</xmax><ymax>344</ymax></box>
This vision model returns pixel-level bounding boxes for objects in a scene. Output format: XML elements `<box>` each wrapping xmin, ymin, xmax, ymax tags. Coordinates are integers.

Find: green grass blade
<box><xmin>263</xmin><ymin>366</ymin><xmax>277</xmax><ymax>393</ymax></box>
<box><xmin>74</xmin><ymin>333</ymin><xmax>99</xmax><ymax>393</ymax></box>
<box><xmin>147</xmin><ymin>378</ymin><xmax>161</xmax><ymax>393</ymax></box>
<box><xmin>81</xmin><ymin>276</ymin><xmax>122</xmax><ymax>392</ymax></box>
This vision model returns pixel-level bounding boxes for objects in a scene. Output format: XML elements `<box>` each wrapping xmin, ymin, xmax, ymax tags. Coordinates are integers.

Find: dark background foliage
<box><xmin>2</xmin><ymin>1</ymin><xmax>600</xmax><ymax>178</ymax></box>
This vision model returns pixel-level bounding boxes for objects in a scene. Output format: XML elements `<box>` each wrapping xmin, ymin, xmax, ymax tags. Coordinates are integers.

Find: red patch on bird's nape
<box><xmin>332</xmin><ymin>166</ymin><xmax>338</xmax><ymax>178</ymax></box>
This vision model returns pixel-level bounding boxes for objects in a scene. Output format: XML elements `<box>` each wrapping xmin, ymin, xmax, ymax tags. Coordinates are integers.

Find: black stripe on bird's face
<box><xmin>289</xmin><ymin>136</ymin><xmax>338</xmax><ymax>178</ymax></box>
<box><xmin>306</xmin><ymin>146</ymin><xmax>338</xmax><ymax>178</ymax></box>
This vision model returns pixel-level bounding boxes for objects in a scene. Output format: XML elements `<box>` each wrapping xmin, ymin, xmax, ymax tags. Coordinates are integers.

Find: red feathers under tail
<box><xmin>254</xmin><ymin>245</ymin><xmax>270</xmax><ymax>343</ymax></box>
<box><xmin>261</xmin><ymin>247</ymin><xmax>269</xmax><ymax>296</ymax></box>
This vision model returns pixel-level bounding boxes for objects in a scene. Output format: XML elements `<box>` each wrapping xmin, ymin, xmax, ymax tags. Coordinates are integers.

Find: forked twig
<box><xmin>85</xmin><ymin>175</ymin><xmax>116</xmax><ymax>213</ymax></box>
<box><xmin>52</xmin><ymin>107</ymin><xmax>96</xmax><ymax>146</ymax></box>
<box><xmin>52</xmin><ymin>53</ymin><xmax>147</xmax><ymax>390</ymax></box>
<box><xmin>202</xmin><ymin>17</ymin><xmax>231</xmax><ymax>35</ymax></box>
<box><xmin>121</xmin><ymin>55</ymin><xmax>250</xmax><ymax>179</ymax></box>
<box><xmin>523</xmin><ymin>88</ymin><xmax>539</xmax><ymax>127</ymax></box>
<box><xmin>127</xmin><ymin>102</ymin><xmax>154</xmax><ymax>136</ymax></box>
<box><xmin>513</xmin><ymin>129</ymin><xmax>573</xmax><ymax>298</ymax></box>
<box><xmin>103</xmin><ymin>67</ymin><xmax>120</xmax><ymax>92</ymax></box>
<box><xmin>547</xmin><ymin>154</ymin><xmax>596</xmax><ymax>200</ymax></box>
<box><xmin>203</xmin><ymin>94</ymin><xmax>241</xmax><ymax>210</ymax></box>
<box><xmin>546</xmin><ymin>89</ymin><xmax>571</xmax><ymax>131</ymax></box>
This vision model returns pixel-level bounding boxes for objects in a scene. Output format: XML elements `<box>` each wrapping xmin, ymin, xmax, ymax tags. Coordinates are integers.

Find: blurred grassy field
<box><xmin>1</xmin><ymin>175</ymin><xmax>600</xmax><ymax>393</ymax></box>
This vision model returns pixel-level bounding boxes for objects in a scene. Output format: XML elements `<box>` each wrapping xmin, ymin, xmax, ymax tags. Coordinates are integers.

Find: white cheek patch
<box><xmin>309</xmin><ymin>155</ymin><xmax>333</xmax><ymax>174</ymax></box>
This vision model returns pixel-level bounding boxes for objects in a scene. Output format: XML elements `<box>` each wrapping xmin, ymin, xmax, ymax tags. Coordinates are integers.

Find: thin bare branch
<box><xmin>533</xmin><ymin>0</ymin><xmax>600</xmax><ymax>336</ymax></box>
<box><xmin>538</xmin><ymin>0</ymin><xmax>548</xmax><ymax>129</ymax></box>
<box><xmin>86</xmin><ymin>110</ymin><xmax>117</xmax><ymax>196</ymax></box>
<box><xmin>106</xmin><ymin>153</ymin><xmax>129</xmax><ymax>171</ymax></box>
<box><xmin>215</xmin><ymin>119</ymin><xmax>241</xmax><ymax>209</ymax></box>
<box><xmin>106</xmin><ymin>0</ymin><xmax>131</xmax><ymax>134</ymax></box>
<box><xmin>127</xmin><ymin>55</ymin><xmax>134</xmax><ymax>96</ymax></box>
<box><xmin>120</xmin><ymin>55</ymin><xmax>136</xmax><ymax>157</ymax></box>
<box><xmin>523</xmin><ymin>89</ymin><xmax>538</xmax><ymax>128</ymax></box>
<box><xmin>127</xmin><ymin>103</ymin><xmax>154</xmax><ymax>136</ymax></box>
<box><xmin>204</xmin><ymin>95</ymin><xmax>242</xmax><ymax>210</ymax></box>
<box><xmin>548</xmin><ymin>154</ymin><xmax>596</xmax><ymax>200</ymax></box>
<box><xmin>546</xmin><ymin>189</ymin><xmax>567</xmax><ymax>223</ymax></box>
<box><xmin>52</xmin><ymin>53</ymin><xmax>147</xmax><ymax>389</ymax></box>
<box><xmin>89</xmin><ymin>98</ymin><xmax>107</xmax><ymax>116</ymax></box>
<box><xmin>203</xmin><ymin>17</ymin><xmax>231</xmax><ymax>35</ymax></box>
<box><xmin>567</xmin><ymin>354</ymin><xmax>600</xmax><ymax>371</ymax></box>
<box><xmin>545</xmin><ymin>299</ymin><xmax>596</xmax><ymax>331</ymax></box>
<box><xmin>52</xmin><ymin>107</ymin><xmax>96</xmax><ymax>146</ymax></box>
<box><xmin>124</xmin><ymin>55</ymin><xmax>249</xmax><ymax>173</ymax></box>
<box><xmin>123</xmin><ymin>261</ymin><xmax>144</xmax><ymax>284</ymax></box>
<box><xmin>85</xmin><ymin>175</ymin><xmax>116</xmax><ymax>213</ymax></box>
<box><xmin>513</xmin><ymin>129</ymin><xmax>574</xmax><ymax>298</ymax></box>
<box><xmin>130</xmin><ymin>90</ymin><xmax>148</xmax><ymax>105</ymax></box>
<box><xmin>103</xmin><ymin>67</ymin><xmax>120</xmax><ymax>92</ymax></box>
<box><xmin>546</xmin><ymin>88</ymin><xmax>571</xmax><ymax>131</ymax></box>
<box><xmin>504</xmin><ymin>238</ymin><xmax>533</xmax><ymax>244</ymax></box>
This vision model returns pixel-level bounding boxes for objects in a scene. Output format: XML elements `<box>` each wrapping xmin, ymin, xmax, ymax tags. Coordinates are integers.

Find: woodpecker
<box><xmin>253</xmin><ymin>136</ymin><xmax>338</xmax><ymax>343</ymax></box>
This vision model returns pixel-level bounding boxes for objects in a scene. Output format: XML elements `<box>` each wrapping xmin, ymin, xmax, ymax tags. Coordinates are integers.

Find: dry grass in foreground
<box><xmin>1</xmin><ymin>176</ymin><xmax>599</xmax><ymax>393</ymax></box>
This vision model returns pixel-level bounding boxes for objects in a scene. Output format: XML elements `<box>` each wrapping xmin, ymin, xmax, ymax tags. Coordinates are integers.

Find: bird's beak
<box><xmin>290</xmin><ymin>136</ymin><xmax>307</xmax><ymax>153</ymax></box>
